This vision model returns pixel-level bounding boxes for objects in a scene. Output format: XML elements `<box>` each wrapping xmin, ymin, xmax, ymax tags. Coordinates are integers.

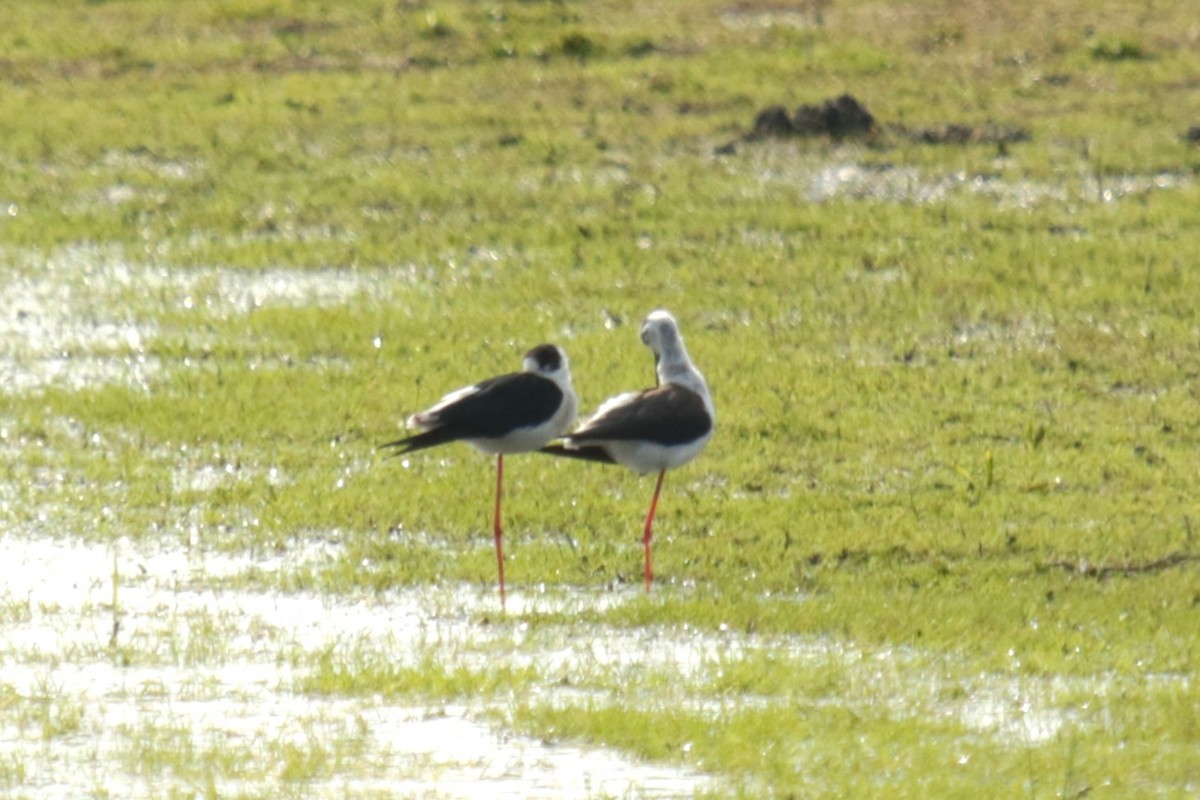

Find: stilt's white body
<box><xmin>384</xmin><ymin>343</ymin><xmax>577</xmax><ymax>610</ymax></box>
<box><xmin>565</xmin><ymin>310</ymin><xmax>714</xmax><ymax>471</ymax></box>
<box><xmin>556</xmin><ymin>310</ymin><xmax>714</xmax><ymax>592</ymax></box>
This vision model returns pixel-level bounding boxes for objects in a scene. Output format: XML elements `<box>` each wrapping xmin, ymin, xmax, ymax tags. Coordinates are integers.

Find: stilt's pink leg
<box><xmin>494</xmin><ymin>454</ymin><xmax>506</xmax><ymax>610</ymax></box>
<box><xmin>642</xmin><ymin>469</ymin><xmax>666</xmax><ymax>592</ymax></box>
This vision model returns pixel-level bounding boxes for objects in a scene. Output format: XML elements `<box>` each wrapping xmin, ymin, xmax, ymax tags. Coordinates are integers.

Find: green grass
<box><xmin>2</xmin><ymin>0</ymin><xmax>1199</xmax><ymax>796</ymax></box>
<box><xmin>114</xmin><ymin>715</ymin><xmax>376</xmax><ymax>797</ymax></box>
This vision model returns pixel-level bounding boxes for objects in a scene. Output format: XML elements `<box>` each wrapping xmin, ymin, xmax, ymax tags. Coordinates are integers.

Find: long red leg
<box><xmin>494</xmin><ymin>454</ymin><xmax>506</xmax><ymax>610</ymax></box>
<box><xmin>642</xmin><ymin>469</ymin><xmax>666</xmax><ymax>593</ymax></box>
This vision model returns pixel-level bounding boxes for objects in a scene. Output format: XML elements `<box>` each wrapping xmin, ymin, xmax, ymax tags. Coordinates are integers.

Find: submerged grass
<box><xmin>2</xmin><ymin>0</ymin><xmax>1199</xmax><ymax>796</ymax></box>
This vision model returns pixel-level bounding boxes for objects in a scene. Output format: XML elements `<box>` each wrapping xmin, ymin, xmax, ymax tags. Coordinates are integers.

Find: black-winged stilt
<box><xmin>541</xmin><ymin>310</ymin><xmax>714</xmax><ymax>591</ymax></box>
<box><xmin>382</xmin><ymin>344</ymin><xmax>578</xmax><ymax>609</ymax></box>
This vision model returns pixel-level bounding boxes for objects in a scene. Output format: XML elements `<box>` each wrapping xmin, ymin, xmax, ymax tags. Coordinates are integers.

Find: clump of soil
<box><xmin>747</xmin><ymin>94</ymin><xmax>876</xmax><ymax>141</ymax></box>
<box><xmin>719</xmin><ymin>93</ymin><xmax>1031</xmax><ymax>153</ymax></box>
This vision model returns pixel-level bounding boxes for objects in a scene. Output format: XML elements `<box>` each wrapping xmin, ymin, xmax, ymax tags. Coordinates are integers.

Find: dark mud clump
<box><xmin>795</xmin><ymin>94</ymin><xmax>877</xmax><ymax>138</ymax></box>
<box><xmin>747</xmin><ymin>106</ymin><xmax>795</xmax><ymax>139</ymax></box>
<box><xmin>747</xmin><ymin>94</ymin><xmax>876</xmax><ymax>141</ymax></box>
<box><xmin>719</xmin><ymin>93</ymin><xmax>1030</xmax><ymax>154</ymax></box>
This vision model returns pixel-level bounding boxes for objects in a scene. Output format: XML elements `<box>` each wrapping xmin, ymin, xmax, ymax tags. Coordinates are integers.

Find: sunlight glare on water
<box><xmin>0</xmin><ymin>528</ymin><xmax>1091</xmax><ymax>799</ymax></box>
<box><xmin>0</xmin><ymin>534</ymin><xmax>715</xmax><ymax>799</ymax></box>
<box><xmin>0</xmin><ymin>247</ymin><xmax>409</xmax><ymax>393</ymax></box>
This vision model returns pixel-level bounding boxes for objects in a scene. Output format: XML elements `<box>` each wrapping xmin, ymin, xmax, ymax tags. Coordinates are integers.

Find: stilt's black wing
<box><xmin>569</xmin><ymin>385</ymin><xmax>711</xmax><ymax>446</ymax></box>
<box><xmin>381</xmin><ymin>372</ymin><xmax>563</xmax><ymax>453</ymax></box>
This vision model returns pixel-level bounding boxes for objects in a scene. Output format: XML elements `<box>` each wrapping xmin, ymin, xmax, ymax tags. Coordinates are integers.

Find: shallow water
<box><xmin>0</xmin><ymin>535</ymin><xmax>716</xmax><ymax>798</ymax></box>
<box><xmin>0</xmin><ymin>247</ymin><xmax>406</xmax><ymax>392</ymax></box>
<box><xmin>0</xmin><ymin>528</ymin><xmax>1102</xmax><ymax>797</ymax></box>
<box><xmin>732</xmin><ymin>153</ymin><xmax>1192</xmax><ymax>209</ymax></box>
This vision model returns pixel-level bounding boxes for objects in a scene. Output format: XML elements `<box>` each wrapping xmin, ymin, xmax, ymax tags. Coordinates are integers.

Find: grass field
<box><xmin>1</xmin><ymin>0</ymin><xmax>1198</xmax><ymax>797</ymax></box>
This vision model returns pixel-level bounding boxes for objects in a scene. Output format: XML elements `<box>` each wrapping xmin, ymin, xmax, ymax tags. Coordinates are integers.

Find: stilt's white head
<box><xmin>639</xmin><ymin>310</ymin><xmax>710</xmax><ymax>405</ymax></box>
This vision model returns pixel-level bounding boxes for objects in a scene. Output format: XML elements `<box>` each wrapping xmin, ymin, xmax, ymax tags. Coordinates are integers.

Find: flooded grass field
<box><xmin>2</xmin><ymin>528</ymin><xmax>1102</xmax><ymax>798</ymax></box>
<box><xmin>1</xmin><ymin>535</ymin><xmax>717</xmax><ymax>798</ymax></box>
<box><xmin>3</xmin><ymin>0</ymin><xmax>1200</xmax><ymax>797</ymax></box>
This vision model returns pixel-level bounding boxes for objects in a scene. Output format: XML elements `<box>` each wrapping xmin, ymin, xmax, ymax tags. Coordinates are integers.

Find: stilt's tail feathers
<box><xmin>379</xmin><ymin>426</ymin><xmax>461</xmax><ymax>455</ymax></box>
